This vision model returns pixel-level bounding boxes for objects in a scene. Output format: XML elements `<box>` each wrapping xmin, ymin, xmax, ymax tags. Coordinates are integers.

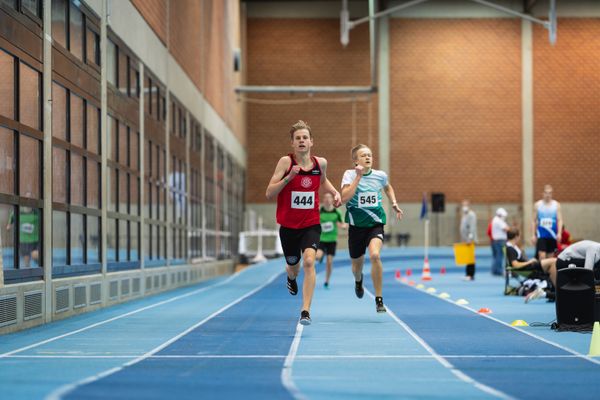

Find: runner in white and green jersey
<box><xmin>341</xmin><ymin>144</ymin><xmax>404</xmax><ymax>313</ymax></box>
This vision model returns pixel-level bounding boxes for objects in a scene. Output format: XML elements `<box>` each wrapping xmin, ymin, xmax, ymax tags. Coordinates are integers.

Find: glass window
<box><xmin>1</xmin><ymin>0</ymin><xmax>17</xmax><ymax>9</ymax></box>
<box><xmin>52</xmin><ymin>210</ymin><xmax>67</xmax><ymax>266</ymax></box>
<box><xmin>52</xmin><ymin>147</ymin><xmax>67</xmax><ymax>203</ymax></box>
<box><xmin>110</xmin><ymin>116</ymin><xmax>117</xmax><ymax>161</ymax></box>
<box><xmin>22</xmin><ymin>0</ymin><xmax>40</xmax><ymax>17</ymax></box>
<box><xmin>87</xmin><ymin>159</ymin><xmax>99</xmax><ymax>207</ymax></box>
<box><xmin>87</xmin><ymin>216</ymin><xmax>99</xmax><ymax>263</ymax></box>
<box><xmin>0</xmin><ymin>50</ymin><xmax>14</xmax><ymax>119</ymax></box>
<box><xmin>70</xmin><ymin>153</ymin><xmax>84</xmax><ymax>206</ymax></box>
<box><xmin>86</xmin><ymin>103</ymin><xmax>99</xmax><ymax>153</ymax></box>
<box><xmin>0</xmin><ymin>127</ymin><xmax>15</xmax><ymax>195</ymax></box>
<box><xmin>119</xmin><ymin>123</ymin><xmax>128</xmax><ymax>165</ymax></box>
<box><xmin>118</xmin><ymin>51</ymin><xmax>128</xmax><ymax>95</ymax></box>
<box><xmin>52</xmin><ymin>83</ymin><xmax>67</xmax><ymax>140</ymax></box>
<box><xmin>119</xmin><ymin>172</ymin><xmax>128</xmax><ymax>213</ymax></box>
<box><xmin>19</xmin><ymin>135</ymin><xmax>40</xmax><ymax>199</ymax></box>
<box><xmin>130</xmin><ymin>177</ymin><xmax>138</xmax><ymax>216</ymax></box>
<box><xmin>107</xmin><ymin>218</ymin><xmax>116</xmax><ymax>262</ymax></box>
<box><xmin>1</xmin><ymin>203</ymin><xmax>15</xmax><ymax>269</ymax></box>
<box><xmin>70</xmin><ymin>93</ymin><xmax>84</xmax><ymax>147</ymax></box>
<box><xmin>69</xmin><ymin>1</ymin><xmax>83</xmax><ymax>61</ymax></box>
<box><xmin>51</xmin><ymin>0</ymin><xmax>67</xmax><ymax>49</ymax></box>
<box><xmin>145</xmin><ymin>77</ymin><xmax>152</xmax><ymax>115</ymax></box>
<box><xmin>86</xmin><ymin>29</ymin><xmax>100</xmax><ymax>66</ymax></box>
<box><xmin>130</xmin><ymin>131</ymin><xmax>138</xmax><ymax>170</ymax></box>
<box><xmin>130</xmin><ymin>222</ymin><xmax>139</xmax><ymax>261</ymax></box>
<box><xmin>119</xmin><ymin>219</ymin><xmax>127</xmax><ymax>260</ymax></box>
<box><xmin>70</xmin><ymin>213</ymin><xmax>84</xmax><ymax>264</ymax></box>
<box><xmin>130</xmin><ymin>66</ymin><xmax>138</xmax><ymax>98</ymax></box>
<box><xmin>19</xmin><ymin>62</ymin><xmax>40</xmax><ymax>130</ymax></box>
<box><xmin>107</xmin><ymin>40</ymin><xmax>116</xmax><ymax>86</ymax></box>
<box><xmin>109</xmin><ymin>168</ymin><xmax>117</xmax><ymax>211</ymax></box>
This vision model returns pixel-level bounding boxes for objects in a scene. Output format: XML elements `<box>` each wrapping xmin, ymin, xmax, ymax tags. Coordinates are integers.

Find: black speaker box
<box><xmin>555</xmin><ymin>267</ymin><xmax>595</xmax><ymax>326</ymax></box>
<box><xmin>431</xmin><ymin>193</ymin><xmax>445</xmax><ymax>213</ymax></box>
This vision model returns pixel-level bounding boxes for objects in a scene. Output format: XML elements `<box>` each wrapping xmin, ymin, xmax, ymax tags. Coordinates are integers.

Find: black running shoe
<box><xmin>324</xmin><ymin>281</ymin><xmax>329</xmax><ymax>289</ymax></box>
<box><xmin>375</xmin><ymin>296</ymin><xmax>386</xmax><ymax>313</ymax></box>
<box><xmin>287</xmin><ymin>276</ymin><xmax>298</xmax><ymax>296</ymax></box>
<box><xmin>355</xmin><ymin>274</ymin><xmax>364</xmax><ymax>299</ymax></box>
<box><xmin>299</xmin><ymin>310</ymin><xmax>311</xmax><ymax>326</ymax></box>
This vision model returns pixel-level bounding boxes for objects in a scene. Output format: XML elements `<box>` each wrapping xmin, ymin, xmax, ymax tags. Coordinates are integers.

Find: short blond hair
<box><xmin>290</xmin><ymin>120</ymin><xmax>312</xmax><ymax>139</ymax></box>
<box><xmin>351</xmin><ymin>144</ymin><xmax>370</xmax><ymax>162</ymax></box>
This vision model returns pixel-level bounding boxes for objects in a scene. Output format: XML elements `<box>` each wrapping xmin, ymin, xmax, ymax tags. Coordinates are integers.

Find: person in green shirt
<box><xmin>7</xmin><ymin>206</ymin><xmax>40</xmax><ymax>268</ymax></box>
<box><xmin>341</xmin><ymin>144</ymin><xmax>404</xmax><ymax>313</ymax></box>
<box><xmin>317</xmin><ymin>192</ymin><xmax>347</xmax><ymax>288</ymax></box>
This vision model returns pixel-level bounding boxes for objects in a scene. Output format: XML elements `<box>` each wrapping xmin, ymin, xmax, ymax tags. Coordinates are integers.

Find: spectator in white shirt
<box><xmin>490</xmin><ymin>208</ymin><xmax>509</xmax><ymax>276</ymax></box>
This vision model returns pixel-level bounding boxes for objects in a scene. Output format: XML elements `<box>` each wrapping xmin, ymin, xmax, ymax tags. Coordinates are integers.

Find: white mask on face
<box><xmin>462</xmin><ymin>206</ymin><xmax>469</xmax><ymax>213</ymax></box>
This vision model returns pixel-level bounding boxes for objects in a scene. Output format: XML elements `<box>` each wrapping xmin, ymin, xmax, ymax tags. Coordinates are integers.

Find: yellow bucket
<box><xmin>453</xmin><ymin>242</ymin><xmax>475</xmax><ymax>265</ymax></box>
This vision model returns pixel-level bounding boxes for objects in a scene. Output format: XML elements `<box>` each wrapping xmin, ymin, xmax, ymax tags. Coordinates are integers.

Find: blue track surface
<box><xmin>2</xmin><ymin>247</ymin><xmax>600</xmax><ymax>399</ymax></box>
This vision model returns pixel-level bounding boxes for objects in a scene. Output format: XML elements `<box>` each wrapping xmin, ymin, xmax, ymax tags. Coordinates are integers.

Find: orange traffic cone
<box><xmin>421</xmin><ymin>257</ymin><xmax>432</xmax><ymax>281</ymax></box>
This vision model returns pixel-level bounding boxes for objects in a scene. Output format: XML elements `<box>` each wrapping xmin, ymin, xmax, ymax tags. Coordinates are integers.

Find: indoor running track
<box><xmin>2</xmin><ymin>248</ymin><xmax>600</xmax><ymax>399</ymax></box>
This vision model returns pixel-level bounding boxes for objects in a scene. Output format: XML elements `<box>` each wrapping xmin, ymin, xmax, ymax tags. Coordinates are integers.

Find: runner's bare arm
<box><xmin>266</xmin><ymin>157</ymin><xmax>294</xmax><ymax>200</ymax></box>
<box><xmin>556</xmin><ymin>202</ymin><xmax>563</xmax><ymax>242</ymax></box>
<box><xmin>341</xmin><ymin>166</ymin><xmax>363</xmax><ymax>204</ymax></box>
<box><xmin>383</xmin><ymin>184</ymin><xmax>404</xmax><ymax>220</ymax></box>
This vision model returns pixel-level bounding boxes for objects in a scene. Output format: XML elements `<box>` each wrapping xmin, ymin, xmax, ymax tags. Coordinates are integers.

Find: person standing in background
<box><xmin>532</xmin><ymin>184</ymin><xmax>563</xmax><ymax>260</ymax></box>
<box><xmin>490</xmin><ymin>208</ymin><xmax>509</xmax><ymax>276</ymax></box>
<box><xmin>460</xmin><ymin>200</ymin><xmax>478</xmax><ymax>281</ymax></box>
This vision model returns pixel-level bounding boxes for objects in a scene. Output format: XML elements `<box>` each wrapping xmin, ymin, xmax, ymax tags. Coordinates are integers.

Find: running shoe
<box><xmin>287</xmin><ymin>276</ymin><xmax>298</xmax><ymax>296</ymax></box>
<box><xmin>524</xmin><ymin>287</ymin><xmax>546</xmax><ymax>303</ymax></box>
<box><xmin>355</xmin><ymin>274</ymin><xmax>364</xmax><ymax>299</ymax></box>
<box><xmin>324</xmin><ymin>281</ymin><xmax>329</xmax><ymax>289</ymax></box>
<box><xmin>375</xmin><ymin>296</ymin><xmax>387</xmax><ymax>313</ymax></box>
<box><xmin>299</xmin><ymin>310</ymin><xmax>311</xmax><ymax>325</ymax></box>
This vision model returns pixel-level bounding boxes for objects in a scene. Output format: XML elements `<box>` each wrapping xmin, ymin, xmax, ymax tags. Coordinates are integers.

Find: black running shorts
<box><xmin>536</xmin><ymin>237</ymin><xmax>557</xmax><ymax>254</ymax></box>
<box><xmin>279</xmin><ymin>224</ymin><xmax>321</xmax><ymax>266</ymax></box>
<box><xmin>348</xmin><ymin>224</ymin><xmax>384</xmax><ymax>259</ymax></box>
<box><xmin>318</xmin><ymin>241</ymin><xmax>337</xmax><ymax>256</ymax></box>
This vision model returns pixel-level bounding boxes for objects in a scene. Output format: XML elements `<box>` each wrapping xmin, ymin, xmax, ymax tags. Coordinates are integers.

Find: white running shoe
<box><xmin>525</xmin><ymin>287</ymin><xmax>546</xmax><ymax>303</ymax></box>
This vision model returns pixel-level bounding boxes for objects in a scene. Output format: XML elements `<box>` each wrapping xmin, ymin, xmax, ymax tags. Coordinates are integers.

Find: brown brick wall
<box><xmin>245</xmin><ymin>19</ymin><xmax>375</xmax><ymax>204</ymax></box>
<box><xmin>533</xmin><ymin>19</ymin><xmax>600</xmax><ymax>202</ymax></box>
<box><xmin>390</xmin><ymin>19</ymin><xmax>522</xmax><ymax>203</ymax></box>
<box><xmin>130</xmin><ymin>0</ymin><xmax>167</xmax><ymax>45</ymax></box>
<box><xmin>168</xmin><ymin>0</ymin><xmax>203</xmax><ymax>91</ymax></box>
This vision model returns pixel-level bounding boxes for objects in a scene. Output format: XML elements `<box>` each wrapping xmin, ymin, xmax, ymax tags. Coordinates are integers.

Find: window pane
<box><xmin>70</xmin><ymin>213</ymin><xmax>84</xmax><ymax>265</ymax></box>
<box><xmin>118</xmin><ymin>51</ymin><xmax>128</xmax><ymax>95</ymax></box>
<box><xmin>107</xmin><ymin>218</ymin><xmax>116</xmax><ymax>262</ymax></box>
<box><xmin>130</xmin><ymin>66</ymin><xmax>138</xmax><ymax>97</ymax></box>
<box><xmin>130</xmin><ymin>222</ymin><xmax>139</xmax><ymax>261</ymax></box>
<box><xmin>86</xmin><ymin>29</ymin><xmax>99</xmax><ymax>66</ymax></box>
<box><xmin>0</xmin><ymin>50</ymin><xmax>14</xmax><ymax>119</ymax></box>
<box><xmin>119</xmin><ymin>219</ymin><xmax>127</xmax><ymax>261</ymax></box>
<box><xmin>1</xmin><ymin>0</ymin><xmax>17</xmax><ymax>9</ymax></box>
<box><xmin>70</xmin><ymin>93</ymin><xmax>84</xmax><ymax>147</ymax></box>
<box><xmin>87</xmin><ymin>216</ymin><xmax>99</xmax><ymax>263</ymax></box>
<box><xmin>69</xmin><ymin>1</ymin><xmax>83</xmax><ymax>60</ymax></box>
<box><xmin>86</xmin><ymin>103</ymin><xmax>99</xmax><ymax>153</ymax></box>
<box><xmin>0</xmin><ymin>127</ymin><xmax>15</xmax><ymax>195</ymax></box>
<box><xmin>1</xmin><ymin>203</ymin><xmax>15</xmax><ymax>269</ymax></box>
<box><xmin>52</xmin><ymin>82</ymin><xmax>67</xmax><ymax>140</ymax></box>
<box><xmin>22</xmin><ymin>0</ymin><xmax>40</xmax><ymax>17</ymax></box>
<box><xmin>110</xmin><ymin>117</ymin><xmax>118</xmax><ymax>161</ymax></box>
<box><xmin>109</xmin><ymin>168</ymin><xmax>117</xmax><ymax>211</ymax></box>
<box><xmin>52</xmin><ymin>147</ymin><xmax>67</xmax><ymax>203</ymax></box>
<box><xmin>52</xmin><ymin>210</ymin><xmax>67</xmax><ymax>266</ymax></box>
<box><xmin>119</xmin><ymin>172</ymin><xmax>128</xmax><ymax>213</ymax></box>
<box><xmin>87</xmin><ymin>159</ymin><xmax>99</xmax><ymax>207</ymax></box>
<box><xmin>119</xmin><ymin>123</ymin><xmax>127</xmax><ymax>165</ymax></box>
<box><xmin>145</xmin><ymin>77</ymin><xmax>152</xmax><ymax>115</ymax></box>
<box><xmin>19</xmin><ymin>62</ymin><xmax>40</xmax><ymax>130</ymax></box>
<box><xmin>19</xmin><ymin>135</ymin><xmax>40</xmax><ymax>199</ymax></box>
<box><xmin>51</xmin><ymin>0</ymin><xmax>67</xmax><ymax>49</ymax></box>
<box><xmin>130</xmin><ymin>176</ymin><xmax>138</xmax><ymax>216</ymax></box>
<box><xmin>130</xmin><ymin>131</ymin><xmax>138</xmax><ymax>170</ymax></box>
<box><xmin>70</xmin><ymin>153</ymin><xmax>84</xmax><ymax>206</ymax></box>
<box><xmin>107</xmin><ymin>40</ymin><xmax>116</xmax><ymax>86</ymax></box>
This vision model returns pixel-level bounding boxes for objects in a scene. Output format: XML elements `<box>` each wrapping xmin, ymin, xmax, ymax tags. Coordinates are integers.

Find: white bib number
<box><xmin>321</xmin><ymin>221</ymin><xmax>334</xmax><ymax>232</ymax></box>
<box><xmin>291</xmin><ymin>191</ymin><xmax>315</xmax><ymax>209</ymax></box>
<box><xmin>358</xmin><ymin>192</ymin><xmax>378</xmax><ymax>208</ymax></box>
<box><xmin>540</xmin><ymin>217</ymin><xmax>553</xmax><ymax>229</ymax></box>
<box><xmin>21</xmin><ymin>223</ymin><xmax>34</xmax><ymax>234</ymax></box>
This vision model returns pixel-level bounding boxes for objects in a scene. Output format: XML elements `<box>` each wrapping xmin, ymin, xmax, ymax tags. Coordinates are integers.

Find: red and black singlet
<box><xmin>276</xmin><ymin>154</ymin><xmax>322</xmax><ymax>229</ymax></box>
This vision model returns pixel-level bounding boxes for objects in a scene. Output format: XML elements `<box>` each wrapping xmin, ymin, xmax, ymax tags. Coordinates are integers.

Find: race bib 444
<box><xmin>291</xmin><ymin>191</ymin><xmax>315</xmax><ymax>209</ymax></box>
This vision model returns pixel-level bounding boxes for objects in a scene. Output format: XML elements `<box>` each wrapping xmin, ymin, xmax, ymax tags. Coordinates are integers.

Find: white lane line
<box><xmin>4</xmin><ymin>354</ymin><xmax>585</xmax><ymax>360</ymax></box>
<box><xmin>45</xmin><ymin>270</ymin><xmax>282</xmax><ymax>400</ymax></box>
<box><xmin>401</xmin><ymin>279</ymin><xmax>600</xmax><ymax>366</ymax></box>
<box><xmin>1</xmin><ymin>266</ymin><xmax>260</xmax><ymax>358</ymax></box>
<box><xmin>281</xmin><ymin>323</ymin><xmax>307</xmax><ymax>400</ymax></box>
<box><xmin>365</xmin><ymin>288</ymin><xmax>513</xmax><ymax>400</ymax></box>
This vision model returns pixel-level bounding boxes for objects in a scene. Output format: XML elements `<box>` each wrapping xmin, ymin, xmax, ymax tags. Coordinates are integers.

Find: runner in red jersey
<box><xmin>266</xmin><ymin>120</ymin><xmax>341</xmax><ymax>325</ymax></box>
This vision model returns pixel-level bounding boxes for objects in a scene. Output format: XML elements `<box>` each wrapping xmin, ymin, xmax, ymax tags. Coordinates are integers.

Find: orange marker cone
<box><xmin>395</xmin><ymin>269</ymin><xmax>402</xmax><ymax>280</ymax></box>
<box><xmin>408</xmin><ymin>280</ymin><xmax>415</xmax><ymax>286</ymax></box>
<box><xmin>440</xmin><ymin>266</ymin><xmax>446</xmax><ymax>275</ymax></box>
<box><xmin>421</xmin><ymin>257</ymin><xmax>432</xmax><ymax>281</ymax></box>
<box><xmin>478</xmin><ymin>307</ymin><xmax>492</xmax><ymax>314</ymax></box>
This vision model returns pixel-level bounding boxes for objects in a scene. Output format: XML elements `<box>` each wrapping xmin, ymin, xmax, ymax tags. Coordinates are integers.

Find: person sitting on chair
<box><xmin>506</xmin><ymin>228</ymin><xmax>557</xmax><ymax>302</ymax></box>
